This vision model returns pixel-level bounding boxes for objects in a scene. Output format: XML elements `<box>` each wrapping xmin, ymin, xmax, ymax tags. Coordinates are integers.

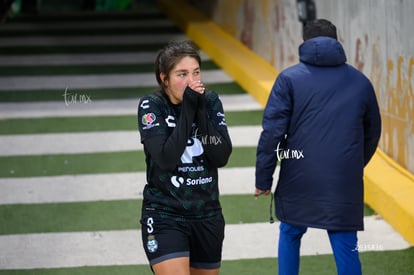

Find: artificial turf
<box><xmin>0</xmin><ymin>147</ymin><xmax>257</xmax><ymax>178</ymax></box>
<box><xmin>0</xmin><ymin>195</ymin><xmax>276</xmax><ymax>235</ymax></box>
<box><xmin>0</xmin><ymin>110</ymin><xmax>263</xmax><ymax>135</ymax></box>
<box><xmin>0</xmin><ymin>82</ymin><xmax>246</xmax><ymax>102</ymax></box>
<box><xmin>0</xmin><ymin>60</ymin><xmax>220</xmax><ymax>76</ymax></box>
<box><xmin>1</xmin><ymin>248</ymin><xmax>413</xmax><ymax>275</ymax></box>
<box><xmin>1</xmin><ymin>5</ymin><xmax>412</xmax><ymax>275</ymax></box>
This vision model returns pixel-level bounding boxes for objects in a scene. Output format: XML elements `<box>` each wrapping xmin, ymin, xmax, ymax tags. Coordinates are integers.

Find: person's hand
<box><xmin>188</xmin><ymin>80</ymin><xmax>205</xmax><ymax>94</ymax></box>
<box><xmin>254</xmin><ymin>188</ymin><xmax>271</xmax><ymax>200</ymax></box>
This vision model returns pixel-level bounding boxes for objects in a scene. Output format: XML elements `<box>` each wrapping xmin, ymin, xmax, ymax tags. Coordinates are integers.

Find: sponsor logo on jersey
<box><xmin>170</xmin><ymin>175</ymin><xmax>213</xmax><ymax>188</ymax></box>
<box><xmin>140</xmin><ymin>99</ymin><xmax>150</xmax><ymax>109</ymax></box>
<box><xmin>181</xmin><ymin>137</ymin><xmax>204</xmax><ymax>163</ymax></box>
<box><xmin>141</xmin><ymin>113</ymin><xmax>159</xmax><ymax>130</ymax></box>
<box><xmin>186</xmin><ymin>176</ymin><xmax>213</xmax><ymax>185</ymax></box>
<box><xmin>170</xmin><ymin>135</ymin><xmax>210</xmax><ymax>188</ymax></box>
<box><xmin>171</xmin><ymin>176</ymin><xmax>185</xmax><ymax>188</ymax></box>
<box><xmin>217</xmin><ymin>112</ymin><xmax>227</xmax><ymax>126</ymax></box>
<box><xmin>165</xmin><ymin>115</ymin><xmax>176</xmax><ymax>127</ymax></box>
<box><xmin>177</xmin><ymin>166</ymin><xmax>204</xmax><ymax>172</ymax></box>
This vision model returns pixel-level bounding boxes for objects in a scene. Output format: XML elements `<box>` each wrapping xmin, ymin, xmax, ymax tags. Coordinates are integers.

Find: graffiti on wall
<box><xmin>383</xmin><ymin>56</ymin><xmax>414</xmax><ymax>172</ymax></box>
<box><xmin>209</xmin><ymin>0</ymin><xmax>301</xmax><ymax>70</ymax></box>
<box><xmin>355</xmin><ymin>32</ymin><xmax>414</xmax><ymax>172</ymax></box>
<box><xmin>193</xmin><ymin>0</ymin><xmax>414</xmax><ymax>173</ymax></box>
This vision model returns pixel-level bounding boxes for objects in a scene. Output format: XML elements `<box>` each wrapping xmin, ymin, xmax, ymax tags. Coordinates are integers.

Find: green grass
<box><xmin>0</xmin><ymin>151</ymin><xmax>145</xmax><ymax>178</ymax></box>
<box><xmin>0</xmin><ymin>195</ymin><xmax>271</xmax><ymax>235</ymax></box>
<box><xmin>2</xmin><ymin>248</ymin><xmax>412</xmax><ymax>275</ymax></box>
<box><xmin>0</xmin><ymin>195</ymin><xmax>375</xmax><ymax>235</ymax></box>
<box><xmin>222</xmin><ymin>248</ymin><xmax>414</xmax><ymax>275</ymax></box>
<box><xmin>0</xmin><ymin>110</ymin><xmax>263</xmax><ymax>134</ymax></box>
<box><xmin>0</xmin><ymin>147</ymin><xmax>257</xmax><ymax>178</ymax></box>
<box><xmin>0</xmin><ymin>87</ymin><xmax>147</xmax><ymax>102</ymax></box>
<box><xmin>0</xmin><ymin>265</ymin><xmax>155</xmax><ymax>275</ymax></box>
<box><xmin>0</xmin><ymin>115</ymin><xmax>137</xmax><ymax>134</ymax></box>
<box><xmin>0</xmin><ymin>61</ymin><xmax>220</xmax><ymax>76</ymax></box>
<box><xmin>0</xmin><ymin>82</ymin><xmax>246</xmax><ymax>102</ymax></box>
<box><xmin>0</xmin><ymin>199</ymin><xmax>141</xmax><ymax>235</ymax></box>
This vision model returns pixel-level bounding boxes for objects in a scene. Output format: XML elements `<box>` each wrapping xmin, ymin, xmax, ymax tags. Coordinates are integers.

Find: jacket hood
<box><xmin>299</xmin><ymin>36</ymin><xmax>347</xmax><ymax>66</ymax></box>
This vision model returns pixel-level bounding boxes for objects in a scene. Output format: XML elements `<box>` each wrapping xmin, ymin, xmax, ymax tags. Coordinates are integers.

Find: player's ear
<box><xmin>160</xmin><ymin>73</ymin><xmax>168</xmax><ymax>86</ymax></box>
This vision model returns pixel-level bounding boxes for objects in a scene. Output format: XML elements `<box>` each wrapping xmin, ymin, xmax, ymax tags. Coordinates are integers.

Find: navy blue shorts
<box><xmin>140</xmin><ymin>209</ymin><xmax>225</xmax><ymax>269</ymax></box>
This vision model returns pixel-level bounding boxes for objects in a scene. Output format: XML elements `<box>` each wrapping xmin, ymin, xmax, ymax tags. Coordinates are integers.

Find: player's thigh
<box><xmin>152</xmin><ymin>257</ymin><xmax>190</xmax><ymax>275</ymax></box>
<box><xmin>141</xmin><ymin>210</ymin><xmax>190</xmax><ymax>267</ymax></box>
<box><xmin>190</xmin><ymin>267</ymin><xmax>220</xmax><ymax>275</ymax></box>
<box><xmin>189</xmin><ymin>213</ymin><xmax>225</xmax><ymax>269</ymax></box>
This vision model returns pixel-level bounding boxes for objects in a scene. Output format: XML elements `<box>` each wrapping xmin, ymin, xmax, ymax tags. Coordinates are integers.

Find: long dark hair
<box><xmin>154</xmin><ymin>40</ymin><xmax>201</xmax><ymax>90</ymax></box>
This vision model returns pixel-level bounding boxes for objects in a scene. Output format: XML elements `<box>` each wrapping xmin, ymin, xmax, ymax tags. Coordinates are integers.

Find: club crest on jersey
<box><xmin>141</xmin><ymin>113</ymin><xmax>159</xmax><ymax>130</ymax></box>
<box><xmin>147</xmin><ymin>235</ymin><xmax>158</xmax><ymax>253</ymax></box>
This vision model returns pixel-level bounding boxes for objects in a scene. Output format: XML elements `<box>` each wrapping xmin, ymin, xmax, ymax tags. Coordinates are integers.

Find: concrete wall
<box><xmin>192</xmin><ymin>0</ymin><xmax>414</xmax><ymax>174</ymax></box>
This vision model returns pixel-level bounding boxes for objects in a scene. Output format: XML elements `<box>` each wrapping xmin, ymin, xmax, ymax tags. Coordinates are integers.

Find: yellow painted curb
<box><xmin>157</xmin><ymin>0</ymin><xmax>278</xmax><ymax>107</ymax></box>
<box><xmin>365</xmin><ymin>149</ymin><xmax>414</xmax><ymax>245</ymax></box>
<box><xmin>157</xmin><ymin>0</ymin><xmax>414</xmax><ymax>246</ymax></box>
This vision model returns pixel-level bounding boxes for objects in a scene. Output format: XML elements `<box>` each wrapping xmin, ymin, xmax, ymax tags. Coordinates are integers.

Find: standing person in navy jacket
<box><xmin>255</xmin><ymin>19</ymin><xmax>381</xmax><ymax>275</ymax></box>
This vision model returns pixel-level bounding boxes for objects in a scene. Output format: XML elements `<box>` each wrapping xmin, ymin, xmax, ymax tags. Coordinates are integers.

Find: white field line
<box><xmin>0</xmin><ymin>131</ymin><xmax>142</xmax><ymax>156</ymax></box>
<box><xmin>0</xmin><ymin>34</ymin><xmax>188</xmax><ymax>47</ymax></box>
<box><xmin>0</xmin><ymin>126</ymin><xmax>261</xmax><ymax>156</ymax></box>
<box><xmin>0</xmin><ymin>217</ymin><xmax>409</xmax><ymax>270</ymax></box>
<box><xmin>0</xmin><ymin>70</ymin><xmax>233</xmax><ymax>91</ymax></box>
<box><xmin>0</xmin><ymin>94</ymin><xmax>262</xmax><ymax>119</ymax></box>
<box><xmin>0</xmin><ymin>51</ymin><xmax>211</xmax><ymax>66</ymax></box>
<box><xmin>0</xmin><ymin>167</ymin><xmax>263</xmax><ymax>204</ymax></box>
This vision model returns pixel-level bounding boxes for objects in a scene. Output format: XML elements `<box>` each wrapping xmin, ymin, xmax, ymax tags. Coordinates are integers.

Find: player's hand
<box><xmin>254</xmin><ymin>188</ymin><xmax>271</xmax><ymax>200</ymax></box>
<box><xmin>188</xmin><ymin>80</ymin><xmax>205</xmax><ymax>94</ymax></box>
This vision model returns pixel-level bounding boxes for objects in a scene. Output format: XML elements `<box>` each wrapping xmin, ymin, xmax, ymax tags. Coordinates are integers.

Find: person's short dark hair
<box><xmin>303</xmin><ymin>19</ymin><xmax>337</xmax><ymax>41</ymax></box>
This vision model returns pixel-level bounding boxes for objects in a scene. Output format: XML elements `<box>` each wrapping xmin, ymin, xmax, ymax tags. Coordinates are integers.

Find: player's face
<box><xmin>161</xmin><ymin>56</ymin><xmax>201</xmax><ymax>104</ymax></box>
